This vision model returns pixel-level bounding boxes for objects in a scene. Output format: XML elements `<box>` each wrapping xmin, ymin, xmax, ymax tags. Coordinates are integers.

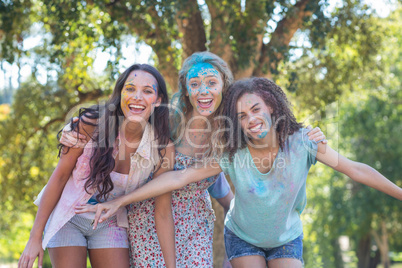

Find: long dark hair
<box><xmin>60</xmin><ymin>64</ymin><xmax>170</xmax><ymax>201</ymax></box>
<box><xmin>223</xmin><ymin>77</ymin><xmax>303</xmax><ymax>161</ymax></box>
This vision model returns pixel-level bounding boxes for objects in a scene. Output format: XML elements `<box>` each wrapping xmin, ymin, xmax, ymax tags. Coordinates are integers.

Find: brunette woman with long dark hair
<box><xmin>18</xmin><ymin>64</ymin><xmax>176</xmax><ymax>268</ymax></box>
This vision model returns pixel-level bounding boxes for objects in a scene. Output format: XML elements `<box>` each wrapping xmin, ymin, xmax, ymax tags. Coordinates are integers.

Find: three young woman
<box><xmin>77</xmin><ymin>77</ymin><xmax>402</xmax><ymax>268</ymax></box>
<box><xmin>20</xmin><ymin>52</ymin><xmax>327</xmax><ymax>267</ymax></box>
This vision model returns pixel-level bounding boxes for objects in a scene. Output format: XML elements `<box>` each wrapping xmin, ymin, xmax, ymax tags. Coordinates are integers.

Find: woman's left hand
<box><xmin>75</xmin><ymin>199</ymin><xmax>121</xmax><ymax>229</ymax></box>
<box><xmin>307</xmin><ymin>125</ymin><xmax>328</xmax><ymax>144</ymax></box>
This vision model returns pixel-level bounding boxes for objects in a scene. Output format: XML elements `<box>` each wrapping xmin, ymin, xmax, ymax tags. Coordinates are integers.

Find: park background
<box><xmin>0</xmin><ymin>0</ymin><xmax>401</xmax><ymax>267</ymax></box>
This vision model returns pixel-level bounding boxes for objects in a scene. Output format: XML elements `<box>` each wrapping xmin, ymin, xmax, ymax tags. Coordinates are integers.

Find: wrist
<box><xmin>114</xmin><ymin>196</ymin><xmax>128</xmax><ymax>208</ymax></box>
<box><xmin>29</xmin><ymin>231</ymin><xmax>43</xmax><ymax>241</ymax></box>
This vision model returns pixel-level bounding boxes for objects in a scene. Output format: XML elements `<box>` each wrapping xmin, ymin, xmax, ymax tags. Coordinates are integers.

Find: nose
<box><xmin>248</xmin><ymin>116</ymin><xmax>258</xmax><ymax>126</ymax></box>
<box><xmin>133</xmin><ymin>90</ymin><xmax>143</xmax><ymax>100</ymax></box>
<box><xmin>199</xmin><ymin>82</ymin><xmax>210</xmax><ymax>95</ymax></box>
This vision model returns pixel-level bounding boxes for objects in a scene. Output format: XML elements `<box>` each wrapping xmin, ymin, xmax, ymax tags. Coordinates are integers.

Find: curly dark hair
<box><xmin>58</xmin><ymin>64</ymin><xmax>170</xmax><ymax>201</ymax></box>
<box><xmin>223</xmin><ymin>77</ymin><xmax>303</xmax><ymax>161</ymax></box>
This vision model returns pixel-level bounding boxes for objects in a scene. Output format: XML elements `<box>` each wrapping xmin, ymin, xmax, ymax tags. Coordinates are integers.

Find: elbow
<box><xmin>155</xmin><ymin>209</ymin><xmax>173</xmax><ymax>222</ymax></box>
<box><xmin>347</xmin><ymin>162</ymin><xmax>371</xmax><ymax>183</ymax></box>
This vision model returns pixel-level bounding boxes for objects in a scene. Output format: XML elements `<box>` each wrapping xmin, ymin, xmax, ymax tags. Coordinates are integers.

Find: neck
<box><xmin>187</xmin><ymin>110</ymin><xmax>209</xmax><ymax>130</ymax></box>
<box><xmin>120</xmin><ymin>120</ymin><xmax>145</xmax><ymax>143</ymax></box>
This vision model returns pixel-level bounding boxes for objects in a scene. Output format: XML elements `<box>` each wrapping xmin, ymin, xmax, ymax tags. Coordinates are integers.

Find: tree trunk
<box><xmin>369</xmin><ymin>249</ymin><xmax>381</xmax><ymax>268</ymax></box>
<box><xmin>357</xmin><ymin>233</ymin><xmax>371</xmax><ymax>268</ymax></box>
<box><xmin>332</xmin><ymin>238</ymin><xmax>344</xmax><ymax>268</ymax></box>
<box><xmin>254</xmin><ymin>0</ymin><xmax>315</xmax><ymax>78</ymax></box>
<box><xmin>371</xmin><ymin>221</ymin><xmax>391</xmax><ymax>268</ymax></box>
<box><xmin>176</xmin><ymin>0</ymin><xmax>207</xmax><ymax>59</ymax></box>
<box><xmin>212</xmin><ymin>197</ymin><xmax>226</xmax><ymax>268</ymax></box>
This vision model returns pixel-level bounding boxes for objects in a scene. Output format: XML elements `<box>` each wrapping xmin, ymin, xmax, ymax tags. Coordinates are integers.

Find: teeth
<box><xmin>198</xmin><ymin>99</ymin><xmax>212</xmax><ymax>103</ymax></box>
<box><xmin>129</xmin><ymin>104</ymin><xmax>145</xmax><ymax>109</ymax></box>
<box><xmin>250</xmin><ymin>124</ymin><xmax>262</xmax><ymax>132</ymax></box>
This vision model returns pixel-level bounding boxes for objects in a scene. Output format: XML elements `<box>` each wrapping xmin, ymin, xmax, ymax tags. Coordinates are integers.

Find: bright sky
<box><xmin>0</xmin><ymin>0</ymin><xmax>397</xmax><ymax>91</ymax></box>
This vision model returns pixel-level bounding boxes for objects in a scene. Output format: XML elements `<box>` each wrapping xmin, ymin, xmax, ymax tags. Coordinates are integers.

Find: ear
<box><xmin>185</xmin><ymin>90</ymin><xmax>189</xmax><ymax>97</ymax></box>
<box><xmin>155</xmin><ymin>96</ymin><xmax>162</xmax><ymax>107</ymax></box>
<box><xmin>268</xmin><ymin>106</ymin><xmax>274</xmax><ymax>114</ymax></box>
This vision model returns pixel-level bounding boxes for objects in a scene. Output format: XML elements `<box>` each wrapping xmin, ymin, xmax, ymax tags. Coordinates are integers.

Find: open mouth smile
<box><xmin>128</xmin><ymin>104</ymin><xmax>146</xmax><ymax>113</ymax></box>
<box><xmin>248</xmin><ymin>123</ymin><xmax>263</xmax><ymax>133</ymax></box>
<box><xmin>197</xmin><ymin>98</ymin><xmax>213</xmax><ymax>109</ymax></box>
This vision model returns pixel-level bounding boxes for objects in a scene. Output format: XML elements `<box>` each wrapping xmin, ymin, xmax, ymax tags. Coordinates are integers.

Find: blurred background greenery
<box><xmin>0</xmin><ymin>0</ymin><xmax>401</xmax><ymax>267</ymax></box>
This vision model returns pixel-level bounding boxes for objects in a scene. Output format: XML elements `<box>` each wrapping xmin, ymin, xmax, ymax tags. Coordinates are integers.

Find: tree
<box><xmin>289</xmin><ymin>6</ymin><xmax>402</xmax><ymax>268</ymax></box>
<box><xmin>1</xmin><ymin>0</ymin><xmax>349</xmax><ymax>91</ymax></box>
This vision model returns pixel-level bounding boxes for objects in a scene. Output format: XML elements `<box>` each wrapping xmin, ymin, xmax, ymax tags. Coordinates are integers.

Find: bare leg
<box><xmin>268</xmin><ymin>258</ymin><xmax>302</xmax><ymax>268</ymax></box>
<box><xmin>230</xmin><ymin>255</ymin><xmax>266</xmax><ymax>268</ymax></box>
<box><xmin>88</xmin><ymin>248</ymin><xmax>129</xmax><ymax>268</ymax></box>
<box><xmin>48</xmin><ymin>246</ymin><xmax>87</xmax><ymax>268</ymax></box>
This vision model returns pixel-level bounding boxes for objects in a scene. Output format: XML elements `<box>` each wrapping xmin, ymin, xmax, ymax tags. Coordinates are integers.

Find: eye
<box><xmin>144</xmin><ymin>89</ymin><xmax>154</xmax><ymax>94</ymax></box>
<box><xmin>190</xmin><ymin>82</ymin><xmax>198</xmax><ymax>88</ymax></box>
<box><xmin>253</xmin><ymin>108</ymin><xmax>260</xmax><ymax>113</ymax></box>
<box><xmin>125</xmin><ymin>86</ymin><xmax>135</xmax><ymax>92</ymax></box>
<box><xmin>208</xmin><ymin>80</ymin><xmax>217</xmax><ymax>86</ymax></box>
<box><xmin>238</xmin><ymin>114</ymin><xmax>246</xmax><ymax>120</ymax></box>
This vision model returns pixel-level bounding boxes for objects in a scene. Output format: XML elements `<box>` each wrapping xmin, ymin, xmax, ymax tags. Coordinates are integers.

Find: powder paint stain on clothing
<box><xmin>276</xmin><ymin>182</ymin><xmax>285</xmax><ymax>190</ymax></box>
<box><xmin>253</xmin><ymin>181</ymin><xmax>267</xmax><ymax>195</ymax></box>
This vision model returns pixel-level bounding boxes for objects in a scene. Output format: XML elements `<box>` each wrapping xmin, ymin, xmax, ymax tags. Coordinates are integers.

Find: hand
<box><xmin>60</xmin><ymin>117</ymin><xmax>87</xmax><ymax>148</ymax></box>
<box><xmin>306</xmin><ymin>125</ymin><xmax>327</xmax><ymax>144</ymax></box>
<box><xmin>75</xmin><ymin>200</ymin><xmax>121</xmax><ymax>229</ymax></box>
<box><xmin>18</xmin><ymin>237</ymin><xmax>44</xmax><ymax>268</ymax></box>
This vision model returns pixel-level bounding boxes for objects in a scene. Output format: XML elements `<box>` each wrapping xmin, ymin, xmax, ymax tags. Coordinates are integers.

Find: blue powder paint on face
<box><xmin>186</xmin><ymin>62</ymin><xmax>218</xmax><ymax>80</ymax></box>
<box><xmin>152</xmin><ymin>84</ymin><xmax>158</xmax><ymax>94</ymax></box>
<box><xmin>257</xmin><ymin>131</ymin><xmax>268</xmax><ymax>139</ymax></box>
<box><xmin>257</xmin><ymin>112</ymin><xmax>273</xmax><ymax>139</ymax></box>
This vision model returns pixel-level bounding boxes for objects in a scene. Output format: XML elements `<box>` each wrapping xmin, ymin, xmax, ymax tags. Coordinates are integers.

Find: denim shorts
<box><xmin>224</xmin><ymin>226</ymin><xmax>304</xmax><ymax>263</ymax></box>
<box><xmin>47</xmin><ymin>215</ymin><xmax>129</xmax><ymax>249</ymax></box>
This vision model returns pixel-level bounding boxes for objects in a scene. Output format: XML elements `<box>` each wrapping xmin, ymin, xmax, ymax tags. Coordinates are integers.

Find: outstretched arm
<box><xmin>119</xmin><ymin>161</ymin><xmax>222</xmax><ymax>206</ymax></box>
<box><xmin>316</xmin><ymin>143</ymin><xmax>402</xmax><ymax>200</ymax></box>
<box><xmin>75</xmin><ymin>160</ymin><xmax>223</xmax><ymax>226</ymax></box>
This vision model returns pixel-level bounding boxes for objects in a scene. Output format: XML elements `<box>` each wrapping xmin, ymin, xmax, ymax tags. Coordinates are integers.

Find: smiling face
<box><xmin>237</xmin><ymin>93</ymin><xmax>274</xmax><ymax>141</ymax></box>
<box><xmin>185</xmin><ymin>62</ymin><xmax>224</xmax><ymax>117</ymax></box>
<box><xmin>120</xmin><ymin>70</ymin><xmax>161</xmax><ymax>123</ymax></box>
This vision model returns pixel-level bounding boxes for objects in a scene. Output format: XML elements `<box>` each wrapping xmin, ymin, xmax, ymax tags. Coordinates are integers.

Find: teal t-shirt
<box><xmin>219</xmin><ymin>128</ymin><xmax>318</xmax><ymax>248</ymax></box>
